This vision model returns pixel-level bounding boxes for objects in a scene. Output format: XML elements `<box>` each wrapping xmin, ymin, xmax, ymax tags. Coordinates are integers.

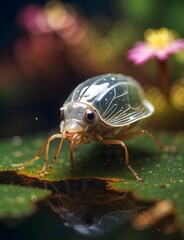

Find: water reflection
<box><xmin>0</xmin><ymin>171</ymin><xmax>180</xmax><ymax>238</ymax></box>
<box><xmin>43</xmin><ymin>179</ymin><xmax>152</xmax><ymax>236</ymax></box>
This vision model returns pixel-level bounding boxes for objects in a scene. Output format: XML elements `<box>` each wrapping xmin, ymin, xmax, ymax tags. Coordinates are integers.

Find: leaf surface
<box><xmin>0</xmin><ymin>131</ymin><xmax>183</xmax><ymax>229</ymax></box>
<box><xmin>0</xmin><ymin>185</ymin><xmax>50</xmax><ymax>219</ymax></box>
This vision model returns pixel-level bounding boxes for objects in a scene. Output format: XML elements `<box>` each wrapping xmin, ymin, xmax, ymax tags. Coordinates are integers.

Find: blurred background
<box><xmin>1</xmin><ymin>0</ymin><xmax>184</xmax><ymax>137</ymax></box>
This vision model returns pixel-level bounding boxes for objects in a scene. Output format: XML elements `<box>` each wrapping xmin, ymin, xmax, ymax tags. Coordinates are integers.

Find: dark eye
<box><xmin>85</xmin><ymin>109</ymin><xmax>95</xmax><ymax>123</ymax></box>
<box><xmin>84</xmin><ymin>212</ymin><xmax>94</xmax><ymax>226</ymax></box>
<box><xmin>58</xmin><ymin>107</ymin><xmax>65</xmax><ymax>121</ymax></box>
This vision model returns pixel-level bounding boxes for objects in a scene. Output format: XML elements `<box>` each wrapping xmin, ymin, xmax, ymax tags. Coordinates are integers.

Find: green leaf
<box><xmin>108</xmin><ymin>131</ymin><xmax>184</xmax><ymax>229</ymax></box>
<box><xmin>0</xmin><ymin>132</ymin><xmax>137</xmax><ymax>181</ymax></box>
<box><xmin>0</xmin><ymin>185</ymin><xmax>51</xmax><ymax>219</ymax></box>
<box><xmin>0</xmin><ymin>130</ymin><xmax>184</xmax><ymax>230</ymax></box>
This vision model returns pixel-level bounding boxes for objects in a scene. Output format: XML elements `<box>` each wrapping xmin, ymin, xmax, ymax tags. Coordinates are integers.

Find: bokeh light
<box><xmin>145</xmin><ymin>86</ymin><xmax>167</xmax><ymax>113</ymax></box>
<box><xmin>171</xmin><ymin>78</ymin><xmax>184</xmax><ymax>111</ymax></box>
<box><xmin>19</xmin><ymin>4</ymin><xmax>51</xmax><ymax>34</ymax></box>
<box><xmin>1</xmin><ymin>0</ymin><xmax>184</xmax><ymax>137</ymax></box>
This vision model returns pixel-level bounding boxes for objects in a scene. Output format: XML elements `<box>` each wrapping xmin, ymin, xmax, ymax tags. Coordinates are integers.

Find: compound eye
<box><xmin>58</xmin><ymin>107</ymin><xmax>65</xmax><ymax>121</ymax></box>
<box><xmin>84</xmin><ymin>212</ymin><xmax>94</xmax><ymax>227</ymax></box>
<box><xmin>85</xmin><ymin>109</ymin><xmax>95</xmax><ymax>124</ymax></box>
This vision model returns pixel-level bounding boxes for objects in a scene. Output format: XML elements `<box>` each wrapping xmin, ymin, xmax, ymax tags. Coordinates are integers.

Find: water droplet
<box><xmin>31</xmin><ymin>194</ymin><xmax>38</xmax><ymax>201</ymax></box>
<box><xmin>16</xmin><ymin>196</ymin><xmax>25</xmax><ymax>203</ymax></box>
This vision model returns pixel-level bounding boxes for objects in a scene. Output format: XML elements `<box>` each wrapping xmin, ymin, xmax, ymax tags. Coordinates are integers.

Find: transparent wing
<box><xmin>93</xmin><ymin>82</ymin><xmax>154</xmax><ymax>126</ymax></box>
<box><xmin>64</xmin><ymin>74</ymin><xmax>131</xmax><ymax>105</ymax></box>
<box><xmin>64</xmin><ymin>74</ymin><xmax>154</xmax><ymax>126</ymax></box>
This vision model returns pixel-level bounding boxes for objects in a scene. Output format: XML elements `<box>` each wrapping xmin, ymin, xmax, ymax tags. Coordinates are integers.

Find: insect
<box><xmin>12</xmin><ymin>73</ymin><xmax>173</xmax><ymax>181</ymax></box>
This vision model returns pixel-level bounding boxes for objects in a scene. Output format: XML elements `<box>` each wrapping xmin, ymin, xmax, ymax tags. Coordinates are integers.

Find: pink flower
<box><xmin>127</xmin><ymin>28</ymin><xmax>184</xmax><ymax>65</ymax></box>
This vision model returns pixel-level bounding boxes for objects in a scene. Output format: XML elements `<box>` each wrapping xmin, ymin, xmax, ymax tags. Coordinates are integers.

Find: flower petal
<box><xmin>155</xmin><ymin>39</ymin><xmax>184</xmax><ymax>60</ymax></box>
<box><xmin>168</xmin><ymin>39</ymin><xmax>184</xmax><ymax>54</ymax></box>
<box><xmin>127</xmin><ymin>28</ymin><xmax>184</xmax><ymax>64</ymax></box>
<box><xmin>127</xmin><ymin>42</ymin><xmax>154</xmax><ymax>65</ymax></box>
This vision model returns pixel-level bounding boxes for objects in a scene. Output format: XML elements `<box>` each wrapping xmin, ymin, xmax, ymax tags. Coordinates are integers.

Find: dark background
<box><xmin>0</xmin><ymin>0</ymin><xmax>112</xmax><ymax>52</ymax></box>
<box><xmin>1</xmin><ymin>0</ymin><xmax>184</xmax><ymax>138</ymax></box>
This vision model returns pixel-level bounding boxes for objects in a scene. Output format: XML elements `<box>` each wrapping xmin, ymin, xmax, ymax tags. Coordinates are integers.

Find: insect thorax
<box><xmin>92</xmin><ymin>120</ymin><xmax>133</xmax><ymax>141</ymax></box>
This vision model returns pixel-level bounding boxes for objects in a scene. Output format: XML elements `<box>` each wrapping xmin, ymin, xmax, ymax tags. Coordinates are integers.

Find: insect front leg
<box><xmin>102</xmin><ymin>139</ymin><xmax>143</xmax><ymax>181</ymax></box>
<box><xmin>40</xmin><ymin>133</ymin><xmax>65</xmax><ymax>172</ymax></box>
<box><xmin>11</xmin><ymin>142</ymin><xmax>47</xmax><ymax>170</ymax></box>
<box><xmin>39</xmin><ymin>136</ymin><xmax>64</xmax><ymax>177</ymax></box>
<box><xmin>70</xmin><ymin>140</ymin><xmax>75</xmax><ymax>171</ymax></box>
<box><xmin>11</xmin><ymin>133</ymin><xmax>63</xmax><ymax>172</ymax></box>
<box><xmin>69</xmin><ymin>133</ymin><xmax>84</xmax><ymax>172</ymax></box>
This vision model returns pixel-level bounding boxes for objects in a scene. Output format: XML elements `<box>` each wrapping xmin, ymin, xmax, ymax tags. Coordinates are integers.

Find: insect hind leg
<box><xmin>122</xmin><ymin>130</ymin><xmax>176</xmax><ymax>152</ymax></box>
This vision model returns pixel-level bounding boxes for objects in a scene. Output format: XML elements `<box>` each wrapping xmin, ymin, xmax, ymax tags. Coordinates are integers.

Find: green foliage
<box><xmin>0</xmin><ymin>185</ymin><xmax>50</xmax><ymax>219</ymax></box>
<box><xmin>0</xmin><ymin>130</ymin><xmax>184</xmax><ymax>235</ymax></box>
<box><xmin>115</xmin><ymin>0</ymin><xmax>184</xmax><ymax>35</ymax></box>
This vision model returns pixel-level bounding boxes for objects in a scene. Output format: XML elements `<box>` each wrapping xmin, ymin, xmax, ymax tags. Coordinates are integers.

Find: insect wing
<box><xmin>92</xmin><ymin>80</ymin><xmax>153</xmax><ymax>126</ymax></box>
<box><xmin>64</xmin><ymin>74</ymin><xmax>154</xmax><ymax>126</ymax></box>
<box><xmin>65</xmin><ymin>74</ymin><xmax>126</xmax><ymax>104</ymax></box>
<box><xmin>64</xmin><ymin>75</ymin><xmax>103</xmax><ymax>105</ymax></box>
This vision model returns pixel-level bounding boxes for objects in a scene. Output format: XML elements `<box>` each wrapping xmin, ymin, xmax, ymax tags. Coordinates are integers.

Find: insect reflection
<box><xmin>42</xmin><ymin>179</ymin><xmax>178</xmax><ymax>237</ymax></box>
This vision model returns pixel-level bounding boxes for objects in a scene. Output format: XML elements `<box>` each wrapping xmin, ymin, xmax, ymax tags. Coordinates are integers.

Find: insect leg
<box><xmin>69</xmin><ymin>133</ymin><xmax>83</xmax><ymax>171</ymax></box>
<box><xmin>41</xmin><ymin>133</ymin><xmax>64</xmax><ymax>172</ymax></box>
<box><xmin>102</xmin><ymin>139</ymin><xmax>143</xmax><ymax>181</ymax></box>
<box><xmin>122</xmin><ymin>130</ymin><xmax>176</xmax><ymax>152</ymax></box>
<box><xmin>39</xmin><ymin>136</ymin><xmax>64</xmax><ymax>177</ymax></box>
<box><xmin>70</xmin><ymin>141</ymin><xmax>74</xmax><ymax>171</ymax></box>
<box><xmin>11</xmin><ymin>133</ymin><xmax>63</xmax><ymax>170</ymax></box>
<box><xmin>116</xmin><ymin>125</ymin><xmax>131</xmax><ymax>140</ymax></box>
<box><xmin>11</xmin><ymin>142</ymin><xmax>47</xmax><ymax>170</ymax></box>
